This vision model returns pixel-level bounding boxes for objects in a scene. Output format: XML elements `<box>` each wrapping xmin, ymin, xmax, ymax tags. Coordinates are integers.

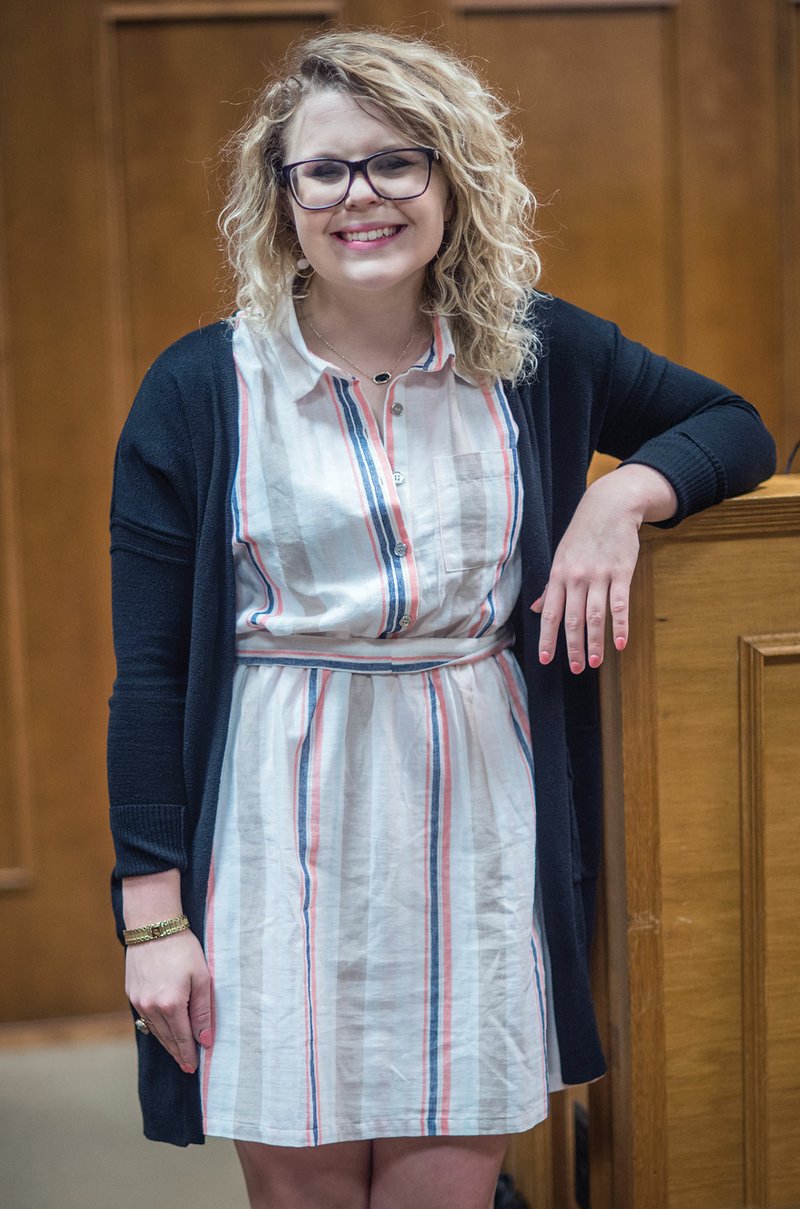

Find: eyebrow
<box><xmin>290</xmin><ymin>144</ymin><xmax>414</xmax><ymax>161</ymax></box>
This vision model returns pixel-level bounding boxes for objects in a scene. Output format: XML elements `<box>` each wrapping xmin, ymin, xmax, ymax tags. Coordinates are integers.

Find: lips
<box><xmin>334</xmin><ymin>225</ymin><xmax>405</xmax><ymax>243</ymax></box>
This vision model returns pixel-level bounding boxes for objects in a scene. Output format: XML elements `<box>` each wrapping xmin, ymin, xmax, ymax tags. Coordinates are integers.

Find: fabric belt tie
<box><xmin>235</xmin><ymin>626</ymin><xmax>513</xmax><ymax>675</ymax></box>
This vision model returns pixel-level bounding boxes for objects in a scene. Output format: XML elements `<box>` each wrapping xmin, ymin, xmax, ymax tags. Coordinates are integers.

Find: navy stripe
<box><xmin>297</xmin><ymin>669</ymin><xmax>320</xmax><ymax>1144</ymax></box>
<box><xmin>231</xmin><ymin>476</ymin><xmax>276</xmax><ymax>621</ymax></box>
<box><xmin>339</xmin><ymin>379</ymin><xmax>406</xmax><ymax>632</ymax></box>
<box><xmin>334</xmin><ymin>379</ymin><xmax>406</xmax><ymax>635</ymax></box>
<box><xmin>236</xmin><ymin>653</ymin><xmax>494</xmax><ymax>673</ymax></box>
<box><xmin>426</xmin><ymin>674</ymin><xmax>441</xmax><ymax>1132</ymax></box>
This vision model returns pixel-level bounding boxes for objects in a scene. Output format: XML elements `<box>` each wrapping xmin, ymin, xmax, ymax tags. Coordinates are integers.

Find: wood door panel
<box><xmin>460</xmin><ymin>7</ymin><xmax>674</xmax><ymax>353</ymax></box>
<box><xmin>106</xmin><ymin>11</ymin><xmax>333</xmax><ymax>405</ymax></box>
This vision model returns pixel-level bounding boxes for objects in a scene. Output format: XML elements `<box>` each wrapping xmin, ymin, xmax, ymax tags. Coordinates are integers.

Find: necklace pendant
<box><xmin>373</xmin><ymin>371</ymin><xmax>392</xmax><ymax>385</ymax></box>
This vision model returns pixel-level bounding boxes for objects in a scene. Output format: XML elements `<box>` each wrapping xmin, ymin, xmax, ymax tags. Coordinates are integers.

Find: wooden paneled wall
<box><xmin>0</xmin><ymin>0</ymin><xmax>796</xmax><ymax>1142</ymax></box>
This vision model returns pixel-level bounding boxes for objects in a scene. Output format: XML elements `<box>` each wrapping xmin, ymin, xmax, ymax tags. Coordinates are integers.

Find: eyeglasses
<box><xmin>281</xmin><ymin>147</ymin><xmax>438</xmax><ymax>211</ymax></box>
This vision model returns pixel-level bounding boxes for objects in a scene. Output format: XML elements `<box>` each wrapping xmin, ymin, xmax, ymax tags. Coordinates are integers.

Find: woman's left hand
<box><xmin>531</xmin><ymin>464</ymin><xmax>678</xmax><ymax>673</ymax></box>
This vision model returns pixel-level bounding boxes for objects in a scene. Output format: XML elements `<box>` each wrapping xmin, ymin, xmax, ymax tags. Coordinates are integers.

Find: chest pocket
<box><xmin>434</xmin><ymin>449</ymin><xmax>516</xmax><ymax>573</ymax></box>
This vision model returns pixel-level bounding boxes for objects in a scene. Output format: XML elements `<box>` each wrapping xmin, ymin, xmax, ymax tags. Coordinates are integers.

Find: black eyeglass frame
<box><xmin>281</xmin><ymin>147</ymin><xmax>439</xmax><ymax>211</ymax></box>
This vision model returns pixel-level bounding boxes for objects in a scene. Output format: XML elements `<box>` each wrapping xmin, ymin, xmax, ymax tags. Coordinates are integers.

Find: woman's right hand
<box><xmin>125</xmin><ymin>928</ymin><xmax>213</xmax><ymax>1073</ymax></box>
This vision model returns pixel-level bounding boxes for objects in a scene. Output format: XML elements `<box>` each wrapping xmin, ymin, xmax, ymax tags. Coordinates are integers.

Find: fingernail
<box><xmin>615</xmin><ymin>636</ymin><xmax>626</xmax><ymax>650</ymax></box>
<box><xmin>539</xmin><ymin>651</ymin><xmax>551</xmax><ymax>664</ymax></box>
<box><xmin>570</xmin><ymin>661</ymin><xmax>582</xmax><ymax>674</ymax></box>
<box><xmin>588</xmin><ymin>654</ymin><xmax>601</xmax><ymax>668</ymax></box>
<box><xmin>198</xmin><ymin>1029</ymin><xmax>212</xmax><ymax>1047</ymax></box>
<box><xmin>181</xmin><ymin>1063</ymin><xmax>196</xmax><ymax>1074</ymax></box>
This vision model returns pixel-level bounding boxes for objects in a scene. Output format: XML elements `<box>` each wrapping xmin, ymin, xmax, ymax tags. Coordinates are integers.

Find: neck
<box><xmin>304</xmin><ymin>281</ymin><xmax>426</xmax><ymax>349</ymax></box>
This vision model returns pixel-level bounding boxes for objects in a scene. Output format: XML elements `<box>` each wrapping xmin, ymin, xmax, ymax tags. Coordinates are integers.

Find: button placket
<box><xmin>385</xmin><ymin>384</ymin><xmax>415</xmax><ymax>631</ymax></box>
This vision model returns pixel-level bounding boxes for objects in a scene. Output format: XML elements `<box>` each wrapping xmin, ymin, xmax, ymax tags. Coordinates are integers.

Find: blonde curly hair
<box><xmin>219</xmin><ymin>27</ymin><xmax>542</xmax><ymax>382</ymax></box>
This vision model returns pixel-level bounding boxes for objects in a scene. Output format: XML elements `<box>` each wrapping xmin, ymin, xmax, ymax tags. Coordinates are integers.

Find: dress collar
<box><xmin>254</xmin><ymin>294</ymin><xmax>477</xmax><ymax>404</ymax></box>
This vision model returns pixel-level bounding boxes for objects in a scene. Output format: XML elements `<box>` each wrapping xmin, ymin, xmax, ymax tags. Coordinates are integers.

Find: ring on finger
<box><xmin>135</xmin><ymin>1016</ymin><xmax>151</xmax><ymax>1035</ymax></box>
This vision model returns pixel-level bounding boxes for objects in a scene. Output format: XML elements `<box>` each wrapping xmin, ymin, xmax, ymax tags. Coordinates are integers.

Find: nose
<box><xmin>344</xmin><ymin>168</ymin><xmax>379</xmax><ymax>206</ymax></box>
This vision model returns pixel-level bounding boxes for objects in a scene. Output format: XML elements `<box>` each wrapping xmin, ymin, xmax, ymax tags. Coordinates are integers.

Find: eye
<box><xmin>304</xmin><ymin>160</ymin><xmax>347</xmax><ymax>182</ymax></box>
<box><xmin>372</xmin><ymin>154</ymin><xmax>415</xmax><ymax>174</ymax></box>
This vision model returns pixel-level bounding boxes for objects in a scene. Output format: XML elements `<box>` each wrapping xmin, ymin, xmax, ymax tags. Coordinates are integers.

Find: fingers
<box><xmin>127</xmin><ymin>933</ymin><xmax>212</xmax><ymax>1074</ymax></box>
<box><xmin>533</xmin><ymin>580</ymin><xmax>564</xmax><ymax>666</ymax></box>
<box><xmin>189</xmin><ymin>968</ymin><xmax>214</xmax><ymax>1051</ymax></box>
<box><xmin>532</xmin><ymin>572</ymin><xmax>631</xmax><ymax>672</ymax></box>
<box><xmin>134</xmin><ymin>1000</ymin><xmax>198</xmax><ymax>1073</ymax></box>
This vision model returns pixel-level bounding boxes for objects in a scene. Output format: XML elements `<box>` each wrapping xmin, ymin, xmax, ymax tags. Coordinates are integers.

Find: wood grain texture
<box><xmin>455</xmin><ymin>0</ymin><xmax>675</xmax><ymax>9</ymax></box>
<box><xmin>738</xmin><ymin>633</ymin><xmax>800</xmax><ymax>1207</ymax></box>
<box><xmin>460</xmin><ymin>5</ymin><xmax>675</xmax><ymax>352</ymax></box>
<box><xmin>0</xmin><ymin>162</ymin><xmax>33</xmax><ymax>893</ymax></box>
<box><xmin>779</xmin><ymin>2</ymin><xmax>800</xmax><ymax>464</ymax></box>
<box><xmin>675</xmin><ymin>0</ymin><xmax>783</xmax><ymax>445</ymax></box>
<box><xmin>104</xmin><ymin>0</ymin><xmax>339</xmax><ymax>19</ymax></box>
<box><xmin>593</xmin><ymin>477</ymin><xmax>800</xmax><ymax>1209</ymax></box>
<box><xmin>99</xmin><ymin>6</ymin><xmax>338</xmax><ymax>419</ymax></box>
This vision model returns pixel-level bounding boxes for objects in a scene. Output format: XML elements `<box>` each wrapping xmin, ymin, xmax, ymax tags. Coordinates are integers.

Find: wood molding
<box><xmin>453</xmin><ymin>0</ymin><xmax>675</xmax><ymax>10</ymax></box>
<box><xmin>739</xmin><ymin>631</ymin><xmax>800</xmax><ymax>1207</ymax></box>
<box><xmin>0</xmin><ymin>161</ymin><xmax>34</xmax><ymax>893</ymax></box>
<box><xmin>639</xmin><ymin>476</ymin><xmax>800</xmax><ymax>542</ymax></box>
<box><xmin>103</xmin><ymin>0</ymin><xmax>339</xmax><ymax>20</ymax></box>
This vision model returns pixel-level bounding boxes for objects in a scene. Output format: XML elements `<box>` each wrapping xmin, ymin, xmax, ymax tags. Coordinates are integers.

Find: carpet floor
<box><xmin>0</xmin><ymin>1036</ymin><xmax>246</xmax><ymax>1208</ymax></box>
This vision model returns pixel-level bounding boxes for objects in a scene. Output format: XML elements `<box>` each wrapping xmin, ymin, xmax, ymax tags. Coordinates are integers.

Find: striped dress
<box><xmin>199</xmin><ymin>301</ymin><xmax>558</xmax><ymax>1147</ymax></box>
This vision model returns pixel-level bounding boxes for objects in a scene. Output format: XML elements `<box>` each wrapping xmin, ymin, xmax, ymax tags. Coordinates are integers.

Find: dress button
<box><xmin>394</xmin><ymin>541</ymin><xmax>407</xmax><ymax>557</ymax></box>
<box><xmin>390</xmin><ymin>402</ymin><xmax>404</xmax><ymax>416</ymax></box>
<box><xmin>393</xmin><ymin>470</ymin><xmax>405</xmax><ymax>485</ymax></box>
<box><xmin>399</xmin><ymin>614</ymin><xmax>412</xmax><ymax>629</ymax></box>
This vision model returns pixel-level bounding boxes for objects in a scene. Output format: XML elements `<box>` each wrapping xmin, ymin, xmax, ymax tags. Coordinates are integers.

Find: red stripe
<box><xmin>498</xmin><ymin>651</ymin><xmax>533</xmax><ymax>748</ymax></box>
<box><xmin>307</xmin><ymin>668</ymin><xmax>330</xmax><ymax>1141</ymax></box>
<box><xmin>234</xmin><ymin>361</ymin><xmax>283</xmax><ymax>620</ymax></box>
<box><xmin>327</xmin><ymin>375</ymin><xmax>390</xmax><ymax>635</ymax></box>
<box><xmin>290</xmin><ymin>679</ymin><xmax>315</xmax><ymax>1144</ymax></box>
<box><xmin>431</xmin><ymin>670</ymin><xmax>453</xmax><ymax>1130</ymax></box>
<box><xmin>431</xmin><ymin>315</ymin><xmax>446</xmax><ymax>369</ymax></box>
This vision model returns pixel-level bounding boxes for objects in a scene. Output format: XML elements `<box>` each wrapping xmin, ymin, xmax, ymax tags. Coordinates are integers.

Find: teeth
<box><xmin>339</xmin><ymin>226</ymin><xmax>400</xmax><ymax>242</ymax></box>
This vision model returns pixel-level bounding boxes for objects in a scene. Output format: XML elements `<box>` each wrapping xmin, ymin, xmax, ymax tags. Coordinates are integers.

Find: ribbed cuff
<box><xmin>110</xmin><ymin>803</ymin><xmax>187</xmax><ymax>878</ymax></box>
<box><xmin>621</xmin><ymin>431</ymin><xmax>726</xmax><ymax>529</ymax></box>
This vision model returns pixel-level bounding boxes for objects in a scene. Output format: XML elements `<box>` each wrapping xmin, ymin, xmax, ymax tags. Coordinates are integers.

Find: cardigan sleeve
<box><xmin>595</xmin><ymin>315</ymin><xmax>776</xmax><ymax>524</ymax></box>
<box><xmin>545</xmin><ymin>298</ymin><xmax>777</xmax><ymax>526</ymax></box>
<box><xmin>107</xmin><ymin>354</ymin><xmax>198</xmax><ymax>879</ymax></box>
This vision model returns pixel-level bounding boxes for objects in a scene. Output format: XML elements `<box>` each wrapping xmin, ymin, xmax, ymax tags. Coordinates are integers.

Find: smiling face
<box><xmin>282</xmin><ymin>88</ymin><xmax>451</xmax><ymax>308</ymax></box>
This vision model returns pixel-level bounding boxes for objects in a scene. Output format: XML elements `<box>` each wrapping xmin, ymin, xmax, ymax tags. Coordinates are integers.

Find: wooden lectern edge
<box><xmin>639</xmin><ymin>473</ymin><xmax>800</xmax><ymax>542</ymax></box>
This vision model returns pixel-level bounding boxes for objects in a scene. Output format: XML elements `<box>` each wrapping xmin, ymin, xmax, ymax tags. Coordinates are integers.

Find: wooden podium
<box><xmin>504</xmin><ymin>476</ymin><xmax>800</xmax><ymax>1209</ymax></box>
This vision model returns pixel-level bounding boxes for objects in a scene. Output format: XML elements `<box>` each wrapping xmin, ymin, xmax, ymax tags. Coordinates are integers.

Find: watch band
<box><xmin>123</xmin><ymin>914</ymin><xmax>190</xmax><ymax>945</ymax></box>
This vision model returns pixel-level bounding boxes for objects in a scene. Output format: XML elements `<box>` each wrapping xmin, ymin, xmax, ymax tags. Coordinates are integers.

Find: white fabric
<box><xmin>199</xmin><ymin>303</ymin><xmax>558</xmax><ymax>1146</ymax></box>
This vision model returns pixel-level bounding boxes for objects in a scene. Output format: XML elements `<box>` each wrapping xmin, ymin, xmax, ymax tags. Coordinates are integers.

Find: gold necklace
<box><xmin>304</xmin><ymin>318</ymin><xmax>423</xmax><ymax>385</ymax></box>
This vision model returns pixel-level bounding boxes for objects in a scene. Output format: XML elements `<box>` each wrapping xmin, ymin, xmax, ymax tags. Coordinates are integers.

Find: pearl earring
<box><xmin>297</xmin><ymin>256</ymin><xmax>310</xmax><ymax>270</ymax></box>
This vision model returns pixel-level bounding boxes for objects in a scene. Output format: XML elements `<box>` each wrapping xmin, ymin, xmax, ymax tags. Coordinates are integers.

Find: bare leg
<box><xmin>235</xmin><ymin>1137</ymin><xmax>372</xmax><ymax>1209</ymax></box>
<box><xmin>369</xmin><ymin>1134</ymin><xmax>509</xmax><ymax>1209</ymax></box>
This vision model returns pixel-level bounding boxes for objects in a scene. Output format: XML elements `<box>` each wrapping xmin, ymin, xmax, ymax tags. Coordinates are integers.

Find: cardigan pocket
<box><xmin>434</xmin><ymin>450</ymin><xmax>515</xmax><ymax>573</ymax></box>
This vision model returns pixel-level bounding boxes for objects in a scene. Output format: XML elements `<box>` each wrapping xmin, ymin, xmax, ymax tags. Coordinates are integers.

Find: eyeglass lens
<box><xmin>289</xmin><ymin>150</ymin><xmax>431</xmax><ymax>209</ymax></box>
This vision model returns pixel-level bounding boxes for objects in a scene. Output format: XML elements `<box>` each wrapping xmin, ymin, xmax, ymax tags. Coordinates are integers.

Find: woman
<box><xmin>108</xmin><ymin>27</ymin><xmax>775</xmax><ymax>1209</ymax></box>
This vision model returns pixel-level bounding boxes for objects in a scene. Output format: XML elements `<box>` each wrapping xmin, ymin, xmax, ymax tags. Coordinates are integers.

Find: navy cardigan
<box><xmin>108</xmin><ymin>295</ymin><xmax>776</xmax><ymax>1145</ymax></box>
